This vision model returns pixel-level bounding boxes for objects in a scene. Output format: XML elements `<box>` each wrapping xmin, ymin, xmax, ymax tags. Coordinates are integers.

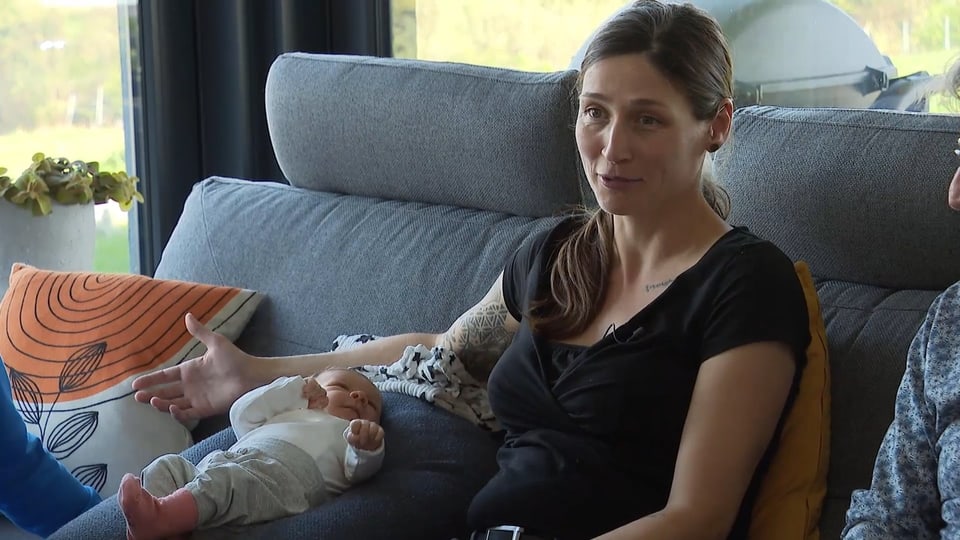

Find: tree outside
<box><xmin>393</xmin><ymin>0</ymin><xmax>960</xmax><ymax>111</ymax></box>
<box><xmin>0</xmin><ymin>0</ymin><xmax>131</xmax><ymax>274</ymax></box>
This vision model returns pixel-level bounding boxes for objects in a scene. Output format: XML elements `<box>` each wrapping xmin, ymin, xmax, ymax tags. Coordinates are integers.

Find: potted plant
<box><xmin>0</xmin><ymin>153</ymin><xmax>143</xmax><ymax>216</ymax></box>
<box><xmin>0</xmin><ymin>153</ymin><xmax>144</xmax><ymax>294</ymax></box>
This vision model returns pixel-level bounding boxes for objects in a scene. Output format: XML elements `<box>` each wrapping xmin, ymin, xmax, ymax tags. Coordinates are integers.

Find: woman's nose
<box><xmin>601</xmin><ymin>122</ymin><xmax>632</xmax><ymax>164</ymax></box>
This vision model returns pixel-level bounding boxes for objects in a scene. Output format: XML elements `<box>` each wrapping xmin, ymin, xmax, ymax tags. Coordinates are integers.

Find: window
<box><xmin>391</xmin><ymin>0</ymin><xmax>960</xmax><ymax>114</ymax></box>
<box><xmin>391</xmin><ymin>0</ymin><xmax>626</xmax><ymax>72</ymax></box>
<box><xmin>0</xmin><ymin>0</ymin><xmax>140</xmax><ymax>274</ymax></box>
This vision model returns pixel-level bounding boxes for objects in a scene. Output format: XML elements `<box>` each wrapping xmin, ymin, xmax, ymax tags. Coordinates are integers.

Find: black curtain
<box><xmin>126</xmin><ymin>0</ymin><xmax>391</xmax><ymax>276</ymax></box>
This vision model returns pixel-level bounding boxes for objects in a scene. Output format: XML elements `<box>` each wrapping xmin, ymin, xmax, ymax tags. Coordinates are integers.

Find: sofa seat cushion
<box><xmin>48</xmin><ymin>392</ymin><xmax>500</xmax><ymax>540</ymax></box>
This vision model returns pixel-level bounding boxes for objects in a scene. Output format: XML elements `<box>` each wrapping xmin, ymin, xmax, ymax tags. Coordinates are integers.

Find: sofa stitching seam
<box><xmin>737</xmin><ymin>111</ymin><xmax>958</xmax><ymax>135</ymax></box>
<box><xmin>819</xmin><ymin>302</ymin><xmax>929</xmax><ymax>313</ymax></box>
<box><xmin>199</xmin><ymin>182</ymin><xmax>228</xmax><ymax>284</ymax></box>
<box><xmin>283</xmin><ymin>53</ymin><xmax>577</xmax><ymax>87</ymax></box>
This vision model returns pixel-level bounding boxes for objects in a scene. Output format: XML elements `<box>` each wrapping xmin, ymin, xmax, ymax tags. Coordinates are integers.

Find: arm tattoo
<box><xmin>442</xmin><ymin>302</ymin><xmax>514</xmax><ymax>382</ymax></box>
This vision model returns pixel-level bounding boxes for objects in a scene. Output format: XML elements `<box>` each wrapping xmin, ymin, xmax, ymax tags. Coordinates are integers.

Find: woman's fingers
<box><xmin>132</xmin><ymin>364</ymin><xmax>184</xmax><ymax>391</ymax></box>
<box><xmin>148</xmin><ymin>395</ymin><xmax>173</xmax><ymax>411</ymax></box>
<box><xmin>135</xmin><ymin>383</ymin><xmax>184</xmax><ymax>402</ymax></box>
<box><xmin>169</xmin><ymin>403</ymin><xmax>199</xmax><ymax>423</ymax></box>
<box><xmin>184</xmin><ymin>313</ymin><xmax>219</xmax><ymax>348</ymax></box>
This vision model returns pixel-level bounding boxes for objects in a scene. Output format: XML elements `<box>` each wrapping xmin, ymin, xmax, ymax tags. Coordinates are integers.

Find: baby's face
<box><xmin>313</xmin><ymin>369</ymin><xmax>382</xmax><ymax>423</ymax></box>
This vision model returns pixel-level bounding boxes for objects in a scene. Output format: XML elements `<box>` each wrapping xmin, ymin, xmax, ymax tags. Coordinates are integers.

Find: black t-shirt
<box><xmin>467</xmin><ymin>219</ymin><xmax>810</xmax><ymax>540</ymax></box>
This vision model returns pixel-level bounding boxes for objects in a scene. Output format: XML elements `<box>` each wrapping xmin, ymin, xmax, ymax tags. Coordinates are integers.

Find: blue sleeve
<box><xmin>842</xmin><ymin>284</ymin><xmax>960</xmax><ymax>539</ymax></box>
<box><xmin>0</xmin><ymin>359</ymin><xmax>101</xmax><ymax>538</ymax></box>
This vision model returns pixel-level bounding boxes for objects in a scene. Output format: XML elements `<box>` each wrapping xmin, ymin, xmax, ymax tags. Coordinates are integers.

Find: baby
<box><xmin>119</xmin><ymin>367</ymin><xmax>385</xmax><ymax>540</ymax></box>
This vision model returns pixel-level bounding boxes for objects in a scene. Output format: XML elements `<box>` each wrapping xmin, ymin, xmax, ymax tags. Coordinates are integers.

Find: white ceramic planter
<box><xmin>0</xmin><ymin>202</ymin><xmax>95</xmax><ymax>298</ymax></box>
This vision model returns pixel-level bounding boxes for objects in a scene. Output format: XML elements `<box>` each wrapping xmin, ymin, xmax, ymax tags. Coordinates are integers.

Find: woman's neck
<box><xmin>611</xmin><ymin>195</ymin><xmax>731</xmax><ymax>284</ymax></box>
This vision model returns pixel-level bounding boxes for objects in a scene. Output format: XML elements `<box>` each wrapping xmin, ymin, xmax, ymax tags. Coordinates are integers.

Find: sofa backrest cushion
<box><xmin>155</xmin><ymin>178</ymin><xmax>562</xmax><ymax>358</ymax></box>
<box><xmin>265</xmin><ymin>53</ymin><xmax>582</xmax><ymax>218</ymax></box>
<box><xmin>713</xmin><ymin>105</ymin><xmax>960</xmax><ymax>539</ymax></box>
<box><xmin>714</xmin><ymin>106</ymin><xmax>960</xmax><ymax>291</ymax></box>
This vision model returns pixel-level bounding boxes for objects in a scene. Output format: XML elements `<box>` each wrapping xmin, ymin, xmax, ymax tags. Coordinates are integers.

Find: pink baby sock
<box><xmin>118</xmin><ymin>473</ymin><xmax>200</xmax><ymax>540</ymax></box>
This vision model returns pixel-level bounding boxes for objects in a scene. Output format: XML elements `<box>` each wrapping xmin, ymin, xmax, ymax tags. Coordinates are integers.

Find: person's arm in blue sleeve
<box><xmin>842</xmin><ymin>284</ymin><xmax>960</xmax><ymax>539</ymax></box>
<box><xmin>0</xmin><ymin>357</ymin><xmax>101</xmax><ymax>538</ymax></box>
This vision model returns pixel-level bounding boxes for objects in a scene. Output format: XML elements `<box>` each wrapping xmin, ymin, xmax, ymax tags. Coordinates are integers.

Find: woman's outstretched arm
<box><xmin>133</xmin><ymin>273</ymin><xmax>518</xmax><ymax>423</ymax></box>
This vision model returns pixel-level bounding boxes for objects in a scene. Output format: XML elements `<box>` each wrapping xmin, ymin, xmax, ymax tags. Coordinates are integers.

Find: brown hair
<box><xmin>529</xmin><ymin>0</ymin><xmax>734</xmax><ymax>338</ymax></box>
<box><xmin>947</xmin><ymin>58</ymin><xmax>960</xmax><ymax>101</ymax></box>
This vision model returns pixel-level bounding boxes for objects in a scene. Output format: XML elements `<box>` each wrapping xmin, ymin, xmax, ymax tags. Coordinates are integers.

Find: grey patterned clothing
<box><xmin>843</xmin><ymin>281</ymin><xmax>960</xmax><ymax>538</ymax></box>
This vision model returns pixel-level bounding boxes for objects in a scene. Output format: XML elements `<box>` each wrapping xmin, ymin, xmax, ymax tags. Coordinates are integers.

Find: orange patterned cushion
<box><xmin>749</xmin><ymin>261</ymin><xmax>831</xmax><ymax>540</ymax></box>
<box><xmin>0</xmin><ymin>264</ymin><xmax>262</xmax><ymax>495</ymax></box>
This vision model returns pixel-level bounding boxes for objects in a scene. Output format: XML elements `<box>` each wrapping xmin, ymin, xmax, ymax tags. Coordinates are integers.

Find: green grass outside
<box><xmin>95</xmin><ymin>225</ymin><xmax>131</xmax><ymax>273</ymax></box>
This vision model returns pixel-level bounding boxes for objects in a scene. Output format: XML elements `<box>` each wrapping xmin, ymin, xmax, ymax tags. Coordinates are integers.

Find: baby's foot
<box><xmin>118</xmin><ymin>473</ymin><xmax>198</xmax><ymax>540</ymax></box>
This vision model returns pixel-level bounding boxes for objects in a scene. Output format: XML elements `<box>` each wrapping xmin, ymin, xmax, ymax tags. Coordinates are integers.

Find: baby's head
<box><xmin>313</xmin><ymin>367</ymin><xmax>382</xmax><ymax>423</ymax></box>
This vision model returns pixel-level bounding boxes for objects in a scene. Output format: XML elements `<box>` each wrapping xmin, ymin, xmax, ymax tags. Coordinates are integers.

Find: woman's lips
<box><xmin>599</xmin><ymin>174</ymin><xmax>641</xmax><ymax>189</ymax></box>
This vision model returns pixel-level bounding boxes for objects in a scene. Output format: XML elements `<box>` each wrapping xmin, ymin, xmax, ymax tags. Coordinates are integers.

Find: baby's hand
<box><xmin>302</xmin><ymin>377</ymin><xmax>327</xmax><ymax>410</ymax></box>
<box><xmin>346</xmin><ymin>419</ymin><xmax>384</xmax><ymax>452</ymax></box>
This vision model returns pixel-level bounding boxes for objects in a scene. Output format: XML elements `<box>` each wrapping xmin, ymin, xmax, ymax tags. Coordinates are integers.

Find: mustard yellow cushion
<box><xmin>749</xmin><ymin>261</ymin><xmax>831</xmax><ymax>540</ymax></box>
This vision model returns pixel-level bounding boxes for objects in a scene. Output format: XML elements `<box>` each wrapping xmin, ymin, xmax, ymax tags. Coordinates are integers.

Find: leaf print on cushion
<box><xmin>9</xmin><ymin>369</ymin><xmax>43</xmax><ymax>425</ymax></box>
<box><xmin>59</xmin><ymin>343</ymin><xmax>105</xmax><ymax>392</ymax></box>
<box><xmin>47</xmin><ymin>411</ymin><xmax>98</xmax><ymax>460</ymax></box>
<box><xmin>72</xmin><ymin>463</ymin><xmax>108</xmax><ymax>493</ymax></box>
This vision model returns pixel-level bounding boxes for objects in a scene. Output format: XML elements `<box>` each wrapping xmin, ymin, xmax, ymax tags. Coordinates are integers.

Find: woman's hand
<box><xmin>346</xmin><ymin>419</ymin><xmax>385</xmax><ymax>452</ymax></box>
<box><xmin>132</xmin><ymin>313</ymin><xmax>264</xmax><ymax>423</ymax></box>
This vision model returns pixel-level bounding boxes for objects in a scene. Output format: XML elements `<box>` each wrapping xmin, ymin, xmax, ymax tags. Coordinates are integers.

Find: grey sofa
<box><xmin>30</xmin><ymin>53</ymin><xmax>960</xmax><ymax>539</ymax></box>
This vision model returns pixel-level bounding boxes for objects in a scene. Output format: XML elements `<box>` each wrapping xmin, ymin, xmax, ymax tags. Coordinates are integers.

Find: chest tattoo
<box><xmin>644</xmin><ymin>279</ymin><xmax>674</xmax><ymax>293</ymax></box>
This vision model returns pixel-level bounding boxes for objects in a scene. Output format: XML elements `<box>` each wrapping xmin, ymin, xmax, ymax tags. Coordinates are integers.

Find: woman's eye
<box><xmin>637</xmin><ymin>115</ymin><xmax>660</xmax><ymax>126</ymax></box>
<box><xmin>582</xmin><ymin>106</ymin><xmax>603</xmax><ymax>119</ymax></box>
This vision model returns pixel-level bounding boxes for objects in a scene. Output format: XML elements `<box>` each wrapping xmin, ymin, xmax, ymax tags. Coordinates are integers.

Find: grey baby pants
<box><xmin>141</xmin><ymin>438</ymin><xmax>328</xmax><ymax>528</ymax></box>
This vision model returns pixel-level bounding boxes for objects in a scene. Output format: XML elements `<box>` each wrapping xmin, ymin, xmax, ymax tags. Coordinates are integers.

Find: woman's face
<box><xmin>575</xmin><ymin>53</ymin><xmax>723</xmax><ymax>217</ymax></box>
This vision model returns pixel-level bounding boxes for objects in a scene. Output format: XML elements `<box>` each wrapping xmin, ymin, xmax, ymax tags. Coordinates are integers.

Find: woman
<box><xmin>842</xmin><ymin>58</ymin><xmax>960</xmax><ymax>539</ymax></box>
<box><xmin>133</xmin><ymin>2</ymin><xmax>809</xmax><ymax>538</ymax></box>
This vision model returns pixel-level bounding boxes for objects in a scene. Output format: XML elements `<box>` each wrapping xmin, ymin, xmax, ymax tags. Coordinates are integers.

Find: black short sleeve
<box><xmin>500</xmin><ymin>225</ymin><xmax>561</xmax><ymax>322</ymax></box>
<box><xmin>699</xmin><ymin>242</ymin><xmax>810</xmax><ymax>366</ymax></box>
